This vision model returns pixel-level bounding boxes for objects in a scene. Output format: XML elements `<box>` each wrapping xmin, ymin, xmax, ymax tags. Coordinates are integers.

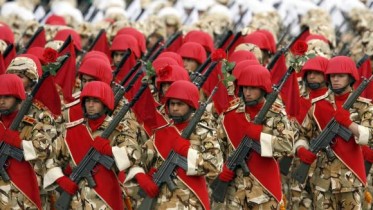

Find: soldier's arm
<box><xmin>185</xmin><ymin>119</ymin><xmax>223</xmax><ymax>179</ymax></box>
<box><xmin>22</xmin><ymin>111</ymin><xmax>56</xmax><ymax>162</ymax></box>
<box><xmin>352</xmin><ymin>100</ymin><xmax>373</xmax><ymax>146</ymax></box>
<box><xmin>110</xmin><ymin>117</ymin><xmax>144</xmax><ymax>172</ymax></box>
<box><xmin>265</xmin><ymin>110</ymin><xmax>294</xmax><ymax>158</ymax></box>
<box><xmin>293</xmin><ymin>106</ymin><xmax>318</xmax><ymax>153</ymax></box>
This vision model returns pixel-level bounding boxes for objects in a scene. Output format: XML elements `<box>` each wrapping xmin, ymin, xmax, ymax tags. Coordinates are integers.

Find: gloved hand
<box><xmin>297</xmin><ymin>147</ymin><xmax>317</xmax><ymax>164</ymax></box>
<box><xmin>135</xmin><ymin>173</ymin><xmax>159</xmax><ymax>198</ymax></box>
<box><xmin>362</xmin><ymin>146</ymin><xmax>373</xmax><ymax>163</ymax></box>
<box><xmin>3</xmin><ymin>130</ymin><xmax>22</xmax><ymax>148</ymax></box>
<box><xmin>173</xmin><ymin>137</ymin><xmax>191</xmax><ymax>157</ymax></box>
<box><xmin>334</xmin><ymin>108</ymin><xmax>353</xmax><ymax>128</ymax></box>
<box><xmin>245</xmin><ymin>122</ymin><xmax>263</xmax><ymax>141</ymax></box>
<box><xmin>218</xmin><ymin>164</ymin><xmax>235</xmax><ymax>182</ymax></box>
<box><xmin>56</xmin><ymin>176</ymin><xmax>79</xmax><ymax>195</ymax></box>
<box><xmin>92</xmin><ymin>136</ymin><xmax>113</xmax><ymax>156</ymax></box>
<box><xmin>147</xmin><ymin>167</ymin><xmax>157</xmax><ymax>177</ymax></box>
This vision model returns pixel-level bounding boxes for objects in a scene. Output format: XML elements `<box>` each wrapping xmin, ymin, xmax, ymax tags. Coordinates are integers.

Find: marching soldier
<box><xmin>0</xmin><ymin>74</ymin><xmax>53</xmax><ymax>209</ymax></box>
<box><xmin>294</xmin><ymin>56</ymin><xmax>373</xmax><ymax>209</ymax></box>
<box><xmin>6</xmin><ymin>54</ymin><xmax>58</xmax><ymax>209</ymax></box>
<box><xmin>216</xmin><ymin>64</ymin><xmax>293</xmax><ymax>209</ymax></box>
<box><xmin>289</xmin><ymin>56</ymin><xmax>329</xmax><ymax>210</ymax></box>
<box><xmin>136</xmin><ymin>80</ymin><xmax>223</xmax><ymax>209</ymax></box>
<box><xmin>44</xmin><ymin>81</ymin><xmax>142</xmax><ymax>209</ymax></box>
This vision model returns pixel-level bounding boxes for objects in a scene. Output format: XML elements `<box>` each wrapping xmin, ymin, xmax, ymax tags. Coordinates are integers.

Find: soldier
<box><xmin>178</xmin><ymin>42</ymin><xmax>207</xmax><ymax>73</ymax></box>
<box><xmin>44</xmin><ymin>81</ymin><xmax>142</xmax><ymax>209</ymax></box>
<box><xmin>216</xmin><ymin>64</ymin><xmax>293</xmax><ymax>209</ymax></box>
<box><xmin>0</xmin><ymin>74</ymin><xmax>53</xmax><ymax>209</ymax></box>
<box><xmin>6</xmin><ymin>54</ymin><xmax>58</xmax><ymax>208</ymax></box>
<box><xmin>62</xmin><ymin>51</ymin><xmax>112</xmax><ymax>123</ymax></box>
<box><xmin>289</xmin><ymin>56</ymin><xmax>329</xmax><ymax>210</ymax></box>
<box><xmin>135</xmin><ymin>80</ymin><xmax>223</xmax><ymax>209</ymax></box>
<box><xmin>154</xmin><ymin>64</ymin><xmax>190</xmax><ymax>104</ymax></box>
<box><xmin>294</xmin><ymin>56</ymin><xmax>373</xmax><ymax>209</ymax></box>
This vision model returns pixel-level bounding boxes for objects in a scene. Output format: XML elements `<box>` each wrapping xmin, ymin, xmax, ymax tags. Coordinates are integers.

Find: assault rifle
<box><xmin>112</xmin><ymin>49</ymin><xmax>131</xmax><ymax>79</ymax></box>
<box><xmin>292</xmin><ymin>75</ymin><xmax>373</xmax><ymax>184</ymax></box>
<box><xmin>17</xmin><ymin>26</ymin><xmax>44</xmax><ymax>55</ymax></box>
<box><xmin>111</xmin><ymin>31</ymin><xmax>183</xmax><ymax>109</ymax></box>
<box><xmin>192</xmin><ymin>30</ymin><xmax>238</xmax><ymax>79</ymax></box>
<box><xmin>267</xmin><ymin>26</ymin><xmax>309</xmax><ymax>71</ymax></box>
<box><xmin>0</xmin><ymin>54</ymin><xmax>69</xmax><ymax>182</ymax></box>
<box><xmin>138</xmin><ymin>86</ymin><xmax>219</xmax><ymax>210</ymax></box>
<box><xmin>210</xmin><ymin>66</ymin><xmax>296</xmax><ymax>203</ymax></box>
<box><xmin>56</xmin><ymin>80</ymin><xmax>150</xmax><ymax>210</ymax></box>
<box><xmin>356</xmin><ymin>54</ymin><xmax>370</xmax><ymax>69</ymax></box>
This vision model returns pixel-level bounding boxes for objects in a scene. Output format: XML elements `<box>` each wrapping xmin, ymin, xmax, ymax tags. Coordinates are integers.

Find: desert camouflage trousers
<box><xmin>313</xmin><ymin>189</ymin><xmax>362</xmax><ymax>210</ymax></box>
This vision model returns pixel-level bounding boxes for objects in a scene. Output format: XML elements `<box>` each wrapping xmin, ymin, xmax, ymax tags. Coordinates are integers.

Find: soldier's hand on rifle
<box><xmin>245</xmin><ymin>123</ymin><xmax>263</xmax><ymax>141</ymax></box>
<box><xmin>147</xmin><ymin>167</ymin><xmax>157</xmax><ymax>177</ymax></box>
<box><xmin>362</xmin><ymin>146</ymin><xmax>373</xmax><ymax>163</ymax></box>
<box><xmin>334</xmin><ymin>108</ymin><xmax>353</xmax><ymax>128</ymax></box>
<box><xmin>218</xmin><ymin>164</ymin><xmax>235</xmax><ymax>182</ymax></box>
<box><xmin>92</xmin><ymin>136</ymin><xmax>113</xmax><ymax>156</ymax></box>
<box><xmin>56</xmin><ymin>176</ymin><xmax>79</xmax><ymax>195</ymax></box>
<box><xmin>135</xmin><ymin>173</ymin><xmax>159</xmax><ymax>198</ymax></box>
<box><xmin>296</xmin><ymin>147</ymin><xmax>317</xmax><ymax>164</ymax></box>
<box><xmin>173</xmin><ymin>137</ymin><xmax>191</xmax><ymax>157</ymax></box>
<box><xmin>3</xmin><ymin>130</ymin><xmax>22</xmax><ymax>148</ymax></box>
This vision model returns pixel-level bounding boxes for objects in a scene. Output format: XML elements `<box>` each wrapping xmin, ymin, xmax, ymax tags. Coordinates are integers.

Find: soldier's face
<box><xmin>168</xmin><ymin>99</ymin><xmax>190</xmax><ymax>116</ymax></box>
<box><xmin>161</xmin><ymin>83</ymin><xmax>171</xmax><ymax>95</ymax></box>
<box><xmin>329</xmin><ymin>73</ymin><xmax>350</xmax><ymax>89</ymax></box>
<box><xmin>0</xmin><ymin>95</ymin><xmax>17</xmax><ymax>111</ymax></box>
<box><xmin>306</xmin><ymin>70</ymin><xmax>325</xmax><ymax>85</ymax></box>
<box><xmin>13</xmin><ymin>72</ymin><xmax>33</xmax><ymax>92</ymax></box>
<box><xmin>84</xmin><ymin>97</ymin><xmax>105</xmax><ymax>115</ymax></box>
<box><xmin>113</xmin><ymin>51</ymin><xmax>126</xmax><ymax>67</ymax></box>
<box><xmin>81</xmin><ymin>74</ymin><xmax>97</xmax><ymax>89</ymax></box>
<box><xmin>183</xmin><ymin>58</ymin><xmax>199</xmax><ymax>73</ymax></box>
<box><xmin>242</xmin><ymin>86</ymin><xmax>263</xmax><ymax>102</ymax></box>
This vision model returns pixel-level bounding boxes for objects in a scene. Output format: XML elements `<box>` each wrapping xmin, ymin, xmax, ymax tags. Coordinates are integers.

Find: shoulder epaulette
<box><xmin>225</xmin><ymin>98</ymin><xmax>240</xmax><ymax>113</ymax></box>
<box><xmin>357</xmin><ymin>96</ymin><xmax>372</xmax><ymax>104</ymax></box>
<box><xmin>22</xmin><ymin>116</ymin><xmax>37</xmax><ymax>125</ymax></box>
<box><xmin>65</xmin><ymin>118</ymin><xmax>84</xmax><ymax>128</ymax></box>
<box><xmin>311</xmin><ymin>91</ymin><xmax>330</xmax><ymax>104</ymax></box>
<box><xmin>64</xmin><ymin>99</ymin><xmax>80</xmax><ymax>109</ymax></box>
<box><xmin>72</xmin><ymin>91</ymin><xmax>81</xmax><ymax>99</ymax></box>
<box><xmin>270</xmin><ymin>100</ymin><xmax>284</xmax><ymax>114</ymax></box>
<box><xmin>197</xmin><ymin>122</ymin><xmax>214</xmax><ymax>132</ymax></box>
<box><xmin>32</xmin><ymin>100</ymin><xmax>46</xmax><ymax>110</ymax></box>
<box><xmin>152</xmin><ymin>122</ymin><xmax>172</xmax><ymax>132</ymax></box>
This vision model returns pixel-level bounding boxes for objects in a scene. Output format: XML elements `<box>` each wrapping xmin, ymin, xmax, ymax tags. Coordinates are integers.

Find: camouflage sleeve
<box><xmin>109</xmin><ymin>115</ymin><xmax>144</xmax><ymax>172</ymax></box>
<box><xmin>294</xmin><ymin>106</ymin><xmax>320</xmax><ymax>152</ymax></box>
<box><xmin>186</xmin><ymin>115</ymin><xmax>223</xmax><ymax>180</ymax></box>
<box><xmin>351</xmin><ymin>99</ymin><xmax>373</xmax><ymax>146</ymax></box>
<box><xmin>262</xmin><ymin>110</ymin><xmax>294</xmax><ymax>158</ymax></box>
<box><xmin>43</xmin><ymin>125</ymin><xmax>69</xmax><ymax>190</ymax></box>
<box><xmin>21</xmin><ymin>110</ymin><xmax>57</xmax><ymax>162</ymax></box>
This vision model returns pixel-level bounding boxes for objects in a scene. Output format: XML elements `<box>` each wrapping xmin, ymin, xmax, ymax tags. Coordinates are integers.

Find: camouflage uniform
<box><xmin>295</xmin><ymin>91</ymin><xmax>373</xmax><ymax>210</ymax></box>
<box><xmin>216</xmin><ymin>99</ymin><xmax>294</xmax><ymax>209</ymax></box>
<box><xmin>44</xmin><ymin>113</ymin><xmax>142</xmax><ymax>209</ymax></box>
<box><xmin>140</xmin><ymin>114</ymin><xmax>223</xmax><ymax>209</ymax></box>
<box><xmin>0</xmin><ymin>102</ymin><xmax>55</xmax><ymax>209</ymax></box>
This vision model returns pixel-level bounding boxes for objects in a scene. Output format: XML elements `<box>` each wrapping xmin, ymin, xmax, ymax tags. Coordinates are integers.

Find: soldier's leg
<box><xmin>336</xmin><ymin>190</ymin><xmax>362</xmax><ymax>210</ymax></box>
<box><xmin>313</xmin><ymin>190</ymin><xmax>336</xmax><ymax>210</ymax></box>
<box><xmin>290</xmin><ymin>190</ymin><xmax>313</xmax><ymax>210</ymax></box>
<box><xmin>248</xmin><ymin>199</ymin><xmax>278</xmax><ymax>210</ymax></box>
